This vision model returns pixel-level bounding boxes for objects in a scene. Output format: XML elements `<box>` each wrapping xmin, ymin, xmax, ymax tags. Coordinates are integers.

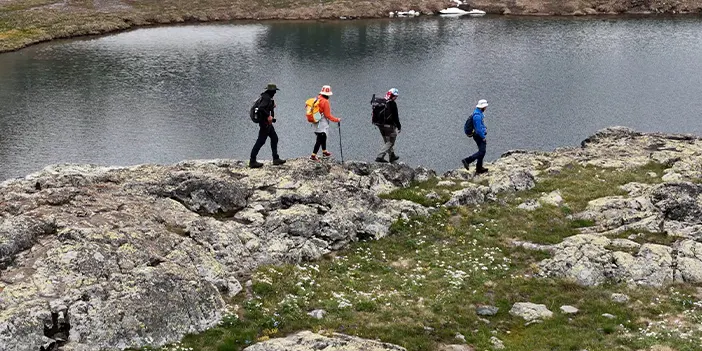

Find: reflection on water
<box><xmin>1</xmin><ymin>17</ymin><xmax>701</xmax><ymax>180</ymax></box>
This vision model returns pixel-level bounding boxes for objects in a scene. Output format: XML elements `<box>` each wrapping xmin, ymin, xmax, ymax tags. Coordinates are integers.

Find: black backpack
<box><xmin>371</xmin><ymin>94</ymin><xmax>389</xmax><ymax>125</ymax></box>
<box><xmin>464</xmin><ymin>113</ymin><xmax>475</xmax><ymax>137</ymax></box>
<box><xmin>249</xmin><ymin>97</ymin><xmax>263</xmax><ymax>123</ymax></box>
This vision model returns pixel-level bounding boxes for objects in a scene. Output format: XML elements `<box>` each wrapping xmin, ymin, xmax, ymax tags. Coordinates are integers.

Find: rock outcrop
<box><xmin>0</xmin><ymin>160</ymin><xmax>431</xmax><ymax>351</ymax></box>
<box><xmin>485</xmin><ymin>127</ymin><xmax>702</xmax><ymax>287</ymax></box>
<box><xmin>2</xmin><ymin>126</ymin><xmax>701</xmax><ymax>350</ymax></box>
<box><xmin>243</xmin><ymin>331</ymin><xmax>406</xmax><ymax>351</ymax></box>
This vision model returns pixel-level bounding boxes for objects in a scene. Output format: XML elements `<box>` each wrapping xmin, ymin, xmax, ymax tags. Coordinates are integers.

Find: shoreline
<box><xmin>1</xmin><ymin>0</ymin><xmax>701</xmax><ymax>54</ymax></box>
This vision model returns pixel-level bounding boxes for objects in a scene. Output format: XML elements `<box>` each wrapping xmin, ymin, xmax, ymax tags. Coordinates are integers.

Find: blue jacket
<box><xmin>472</xmin><ymin>108</ymin><xmax>487</xmax><ymax>139</ymax></box>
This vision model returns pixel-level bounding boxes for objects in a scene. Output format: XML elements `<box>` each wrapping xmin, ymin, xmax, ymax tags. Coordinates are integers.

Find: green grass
<box><xmin>380</xmin><ymin>177</ymin><xmax>465</xmax><ymax>207</ymax></box>
<box><xmin>140</xmin><ymin>162</ymin><xmax>702</xmax><ymax>351</ymax></box>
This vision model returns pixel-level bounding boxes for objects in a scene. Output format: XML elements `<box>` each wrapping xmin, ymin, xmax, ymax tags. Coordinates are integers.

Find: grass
<box><xmin>137</xmin><ymin>162</ymin><xmax>702</xmax><ymax>351</ymax></box>
<box><xmin>380</xmin><ymin>177</ymin><xmax>466</xmax><ymax>207</ymax></box>
<box><xmin>0</xmin><ymin>0</ymin><xmax>452</xmax><ymax>52</ymax></box>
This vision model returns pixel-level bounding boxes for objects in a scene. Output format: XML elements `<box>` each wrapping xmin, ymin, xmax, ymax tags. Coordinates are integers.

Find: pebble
<box><xmin>560</xmin><ymin>305</ymin><xmax>579</xmax><ymax>314</ymax></box>
<box><xmin>476</xmin><ymin>305</ymin><xmax>499</xmax><ymax>316</ymax></box>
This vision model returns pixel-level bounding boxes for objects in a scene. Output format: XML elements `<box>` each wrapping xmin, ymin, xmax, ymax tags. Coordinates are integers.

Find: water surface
<box><xmin>1</xmin><ymin>16</ymin><xmax>701</xmax><ymax>180</ymax></box>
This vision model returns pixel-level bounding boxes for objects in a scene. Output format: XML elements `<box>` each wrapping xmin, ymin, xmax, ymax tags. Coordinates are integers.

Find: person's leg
<box><xmin>376</xmin><ymin>126</ymin><xmax>391</xmax><ymax>161</ymax></box>
<box><xmin>476</xmin><ymin>137</ymin><xmax>487</xmax><ymax>171</ymax></box>
<box><xmin>250</xmin><ymin>124</ymin><xmax>268</xmax><ymax>166</ymax></box>
<box><xmin>321</xmin><ymin>132</ymin><xmax>328</xmax><ymax>153</ymax></box>
<box><xmin>387</xmin><ymin>129</ymin><xmax>399</xmax><ymax>162</ymax></box>
<box><xmin>313</xmin><ymin>132</ymin><xmax>323</xmax><ymax>155</ymax></box>
<box><xmin>462</xmin><ymin>136</ymin><xmax>482</xmax><ymax>170</ymax></box>
<box><xmin>269</xmin><ymin>126</ymin><xmax>285</xmax><ymax>165</ymax></box>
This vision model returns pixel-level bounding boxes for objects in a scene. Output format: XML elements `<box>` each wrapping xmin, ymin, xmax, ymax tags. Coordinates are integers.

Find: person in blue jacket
<box><xmin>462</xmin><ymin>99</ymin><xmax>489</xmax><ymax>174</ymax></box>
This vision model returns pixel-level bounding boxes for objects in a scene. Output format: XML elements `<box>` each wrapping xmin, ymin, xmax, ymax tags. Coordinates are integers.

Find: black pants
<box><xmin>250</xmin><ymin>123</ymin><xmax>279</xmax><ymax>161</ymax></box>
<box><xmin>313</xmin><ymin>132</ymin><xmax>327</xmax><ymax>154</ymax></box>
<box><xmin>465</xmin><ymin>135</ymin><xmax>487</xmax><ymax>169</ymax></box>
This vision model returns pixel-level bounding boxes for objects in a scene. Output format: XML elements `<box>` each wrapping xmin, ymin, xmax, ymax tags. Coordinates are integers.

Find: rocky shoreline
<box><xmin>1</xmin><ymin>0</ymin><xmax>702</xmax><ymax>53</ymax></box>
<box><xmin>1</xmin><ymin>126</ymin><xmax>702</xmax><ymax>351</ymax></box>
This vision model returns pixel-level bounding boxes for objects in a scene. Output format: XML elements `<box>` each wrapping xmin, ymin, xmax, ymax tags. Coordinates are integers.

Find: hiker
<box><xmin>307</xmin><ymin>85</ymin><xmax>341</xmax><ymax>161</ymax></box>
<box><xmin>462</xmin><ymin>99</ymin><xmax>489</xmax><ymax>174</ymax></box>
<box><xmin>249</xmin><ymin>83</ymin><xmax>286</xmax><ymax>168</ymax></box>
<box><xmin>374</xmin><ymin>88</ymin><xmax>401</xmax><ymax>163</ymax></box>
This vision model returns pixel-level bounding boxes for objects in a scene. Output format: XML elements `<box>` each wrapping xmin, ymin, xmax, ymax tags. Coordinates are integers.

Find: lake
<box><xmin>1</xmin><ymin>16</ymin><xmax>701</xmax><ymax>180</ymax></box>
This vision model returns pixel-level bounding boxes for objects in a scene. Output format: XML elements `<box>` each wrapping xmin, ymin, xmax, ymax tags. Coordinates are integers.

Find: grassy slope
<box><xmin>3</xmin><ymin>0</ymin><xmax>702</xmax><ymax>53</ymax></box>
<box><xmin>0</xmin><ymin>0</ymin><xmax>451</xmax><ymax>52</ymax></box>
<box><xmin>140</xmin><ymin>163</ymin><xmax>702</xmax><ymax>351</ymax></box>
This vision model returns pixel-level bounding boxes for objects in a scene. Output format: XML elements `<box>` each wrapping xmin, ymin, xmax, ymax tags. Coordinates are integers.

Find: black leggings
<box><xmin>313</xmin><ymin>132</ymin><xmax>327</xmax><ymax>154</ymax></box>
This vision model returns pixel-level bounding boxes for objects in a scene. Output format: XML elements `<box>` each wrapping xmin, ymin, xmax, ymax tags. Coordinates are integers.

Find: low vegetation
<box><xmin>139</xmin><ymin>163</ymin><xmax>702</xmax><ymax>351</ymax></box>
<box><xmin>0</xmin><ymin>0</ymin><xmax>451</xmax><ymax>52</ymax></box>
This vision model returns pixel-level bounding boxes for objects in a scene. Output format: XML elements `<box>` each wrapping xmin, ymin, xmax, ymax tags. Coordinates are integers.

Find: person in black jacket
<box><xmin>249</xmin><ymin>83</ymin><xmax>286</xmax><ymax>168</ymax></box>
<box><xmin>375</xmin><ymin>88</ymin><xmax>401</xmax><ymax>163</ymax></box>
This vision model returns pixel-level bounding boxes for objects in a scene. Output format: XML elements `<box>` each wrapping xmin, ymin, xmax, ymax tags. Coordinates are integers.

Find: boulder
<box><xmin>509</xmin><ymin>302</ymin><xmax>553</xmax><ymax>321</ymax></box>
<box><xmin>243</xmin><ymin>331</ymin><xmax>406</xmax><ymax>350</ymax></box>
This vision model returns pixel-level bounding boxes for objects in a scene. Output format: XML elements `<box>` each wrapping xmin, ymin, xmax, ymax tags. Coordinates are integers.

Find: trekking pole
<box><xmin>338</xmin><ymin>121</ymin><xmax>345</xmax><ymax>164</ymax></box>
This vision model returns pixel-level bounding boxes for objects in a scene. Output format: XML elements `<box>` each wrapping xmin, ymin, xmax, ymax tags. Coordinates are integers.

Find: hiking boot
<box><xmin>475</xmin><ymin>167</ymin><xmax>489</xmax><ymax>175</ymax></box>
<box><xmin>375</xmin><ymin>157</ymin><xmax>388</xmax><ymax>163</ymax></box>
<box><xmin>249</xmin><ymin>160</ymin><xmax>263</xmax><ymax>169</ymax></box>
<box><xmin>461</xmin><ymin>158</ymin><xmax>472</xmax><ymax>171</ymax></box>
<box><xmin>272</xmin><ymin>158</ymin><xmax>286</xmax><ymax>166</ymax></box>
<box><xmin>389</xmin><ymin>154</ymin><xmax>400</xmax><ymax>163</ymax></box>
<box><xmin>322</xmin><ymin>151</ymin><xmax>332</xmax><ymax>158</ymax></box>
<box><xmin>310</xmin><ymin>154</ymin><xmax>320</xmax><ymax>161</ymax></box>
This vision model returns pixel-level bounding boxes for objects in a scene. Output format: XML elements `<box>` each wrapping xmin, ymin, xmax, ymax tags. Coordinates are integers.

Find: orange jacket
<box><xmin>317</xmin><ymin>95</ymin><xmax>340</xmax><ymax>122</ymax></box>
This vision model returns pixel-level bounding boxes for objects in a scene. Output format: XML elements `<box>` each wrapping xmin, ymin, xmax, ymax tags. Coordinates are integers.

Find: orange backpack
<box><xmin>305</xmin><ymin>97</ymin><xmax>322</xmax><ymax>123</ymax></box>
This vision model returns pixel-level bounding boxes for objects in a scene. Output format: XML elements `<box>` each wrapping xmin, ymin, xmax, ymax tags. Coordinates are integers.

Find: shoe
<box><xmin>389</xmin><ymin>154</ymin><xmax>400</xmax><ymax>162</ymax></box>
<box><xmin>322</xmin><ymin>151</ymin><xmax>332</xmax><ymax>158</ymax></box>
<box><xmin>462</xmin><ymin>158</ymin><xmax>472</xmax><ymax>171</ymax></box>
<box><xmin>249</xmin><ymin>161</ymin><xmax>263</xmax><ymax>169</ymax></box>
<box><xmin>475</xmin><ymin>167</ymin><xmax>489</xmax><ymax>175</ymax></box>
<box><xmin>375</xmin><ymin>157</ymin><xmax>389</xmax><ymax>163</ymax></box>
<box><xmin>272</xmin><ymin>158</ymin><xmax>286</xmax><ymax>166</ymax></box>
<box><xmin>310</xmin><ymin>154</ymin><xmax>319</xmax><ymax>161</ymax></box>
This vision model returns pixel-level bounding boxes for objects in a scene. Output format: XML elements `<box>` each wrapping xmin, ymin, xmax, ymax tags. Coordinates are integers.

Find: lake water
<box><xmin>1</xmin><ymin>16</ymin><xmax>701</xmax><ymax>180</ymax></box>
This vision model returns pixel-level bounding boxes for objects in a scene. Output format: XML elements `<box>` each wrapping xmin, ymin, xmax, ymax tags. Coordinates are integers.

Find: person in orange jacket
<box><xmin>310</xmin><ymin>85</ymin><xmax>341</xmax><ymax>160</ymax></box>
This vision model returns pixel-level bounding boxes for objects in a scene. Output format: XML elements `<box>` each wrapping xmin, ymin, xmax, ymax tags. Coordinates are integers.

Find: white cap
<box><xmin>476</xmin><ymin>99</ymin><xmax>488</xmax><ymax>108</ymax></box>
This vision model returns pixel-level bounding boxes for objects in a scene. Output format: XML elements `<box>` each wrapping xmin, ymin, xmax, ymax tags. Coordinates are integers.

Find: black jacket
<box><xmin>386</xmin><ymin>100</ymin><xmax>401</xmax><ymax>130</ymax></box>
<box><xmin>257</xmin><ymin>91</ymin><xmax>275</xmax><ymax>124</ymax></box>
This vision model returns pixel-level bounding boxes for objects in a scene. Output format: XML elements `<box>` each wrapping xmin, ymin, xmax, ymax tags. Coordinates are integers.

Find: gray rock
<box><xmin>611</xmin><ymin>293</ymin><xmax>630</xmax><ymax>303</ymax></box>
<box><xmin>676</xmin><ymin>240</ymin><xmax>702</xmax><ymax>283</ymax></box>
<box><xmin>476</xmin><ymin>305</ymin><xmax>499</xmax><ymax>316</ymax></box>
<box><xmin>490</xmin><ymin>336</ymin><xmax>505</xmax><ymax>350</ymax></box>
<box><xmin>509</xmin><ymin>302</ymin><xmax>553</xmax><ymax>321</ymax></box>
<box><xmin>517</xmin><ymin>199</ymin><xmax>541</xmax><ymax>211</ymax></box>
<box><xmin>454</xmin><ymin>332</ymin><xmax>466</xmax><ymax>342</ymax></box>
<box><xmin>438</xmin><ymin>345</ymin><xmax>475</xmax><ymax>351</ymax></box>
<box><xmin>426</xmin><ymin>191</ymin><xmax>441</xmax><ymax>200</ymax></box>
<box><xmin>445</xmin><ymin>184</ymin><xmax>490</xmax><ymax>207</ymax></box>
<box><xmin>437</xmin><ymin>180</ymin><xmax>456</xmax><ymax>187</ymax></box>
<box><xmin>602</xmin><ymin>313</ymin><xmax>616</xmax><ymax>319</ymax></box>
<box><xmin>243</xmin><ymin>331</ymin><xmax>406</xmax><ymax>350</ymax></box>
<box><xmin>307</xmin><ymin>309</ymin><xmax>327</xmax><ymax>319</ymax></box>
<box><xmin>560</xmin><ymin>305</ymin><xmax>579</xmax><ymax>314</ymax></box>
<box><xmin>0</xmin><ymin>159</ymin><xmax>429</xmax><ymax>351</ymax></box>
<box><xmin>539</xmin><ymin>190</ymin><xmax>564</xmax><ymax>207</ymax></box>
<box><xmin>650</xmin><ymin>183</ymin><xmax>702</xmax><ymax>223</ymax></box>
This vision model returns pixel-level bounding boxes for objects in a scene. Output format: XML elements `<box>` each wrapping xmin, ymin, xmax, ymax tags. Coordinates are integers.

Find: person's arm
<box><xmin>391</xmin><ymin>101</ymin><xmax>400</xmax><ymax>131</ymax></box>
<box><xmin>474</xmin><ymin>113</ymin><xmax>486</xmax><ymax>139</ymax></box>
<box><xmin>320</xmin><ymin>99</ymin><xmax>340</xmax><ymax>122</ymax></box>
